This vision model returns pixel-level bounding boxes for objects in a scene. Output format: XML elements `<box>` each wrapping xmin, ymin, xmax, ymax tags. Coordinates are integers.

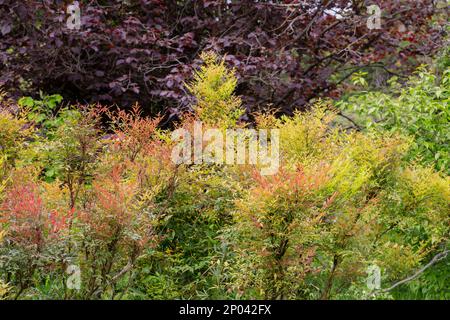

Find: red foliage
<box><xmin>108</xmin><ymin>104</ymin><xmax>162</xmax><ymax>161</ymax></box>
<box><xmin>0</xmin><ymin>183</ymin><xmax>72</xmax><ymax>248</ymax></box>
<box><xmin>0</xmin><ymin>184</ymin><xmax>44</xmax><ymax>247</ymax></box>
<box><xmin>79</xmin><ymin>165</ymin><xmax>155</xmax><ymax>249</ymax></box>
<box><xmin>49</xmin><ymin>207</ymin><xmax>75</xmax><ymax>235</ymax></box>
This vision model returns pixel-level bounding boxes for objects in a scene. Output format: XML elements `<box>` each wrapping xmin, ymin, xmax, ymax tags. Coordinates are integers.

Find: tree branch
<box><xmin>380</xmin><ymin>249</ymin><xmax>450</xmax><ymax>293</ymax></box>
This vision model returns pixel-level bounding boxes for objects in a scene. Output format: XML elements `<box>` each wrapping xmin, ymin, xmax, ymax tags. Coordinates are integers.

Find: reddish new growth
<box><xmin>79</xmin><ymin>165</ymin><xmax>155</xmax><ymax>249</ymax></box>
<box><xmin>0</xmin><ymin>184</ymin><xmax>72</xmax><ymax>248</ymax></box>
<box><xmin>93</xmin><ymin>166</ymin><xmax>135</xmax><ymax>227</ymax></box>
<box><xmin>109</xmin><ymin>104</ymin><xmax>162</xmax><ymax>161</ymax></box>
<box><xmin>251</xmin><ymin>165</ymin><xmax>331</xmax><ymax>196</ymax></box>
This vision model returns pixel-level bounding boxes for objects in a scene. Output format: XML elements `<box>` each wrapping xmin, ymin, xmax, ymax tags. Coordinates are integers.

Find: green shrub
<box><xmin>337</xmin><ymin>64</ymin><xmax>449</xmax><ymax>173</ymax></box>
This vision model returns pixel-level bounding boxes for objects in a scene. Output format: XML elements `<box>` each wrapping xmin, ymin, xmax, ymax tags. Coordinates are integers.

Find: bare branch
<box><xmin>380</xmin><ymin>249</ymin><xmax>450</xmax><ymax>293</ymax></box>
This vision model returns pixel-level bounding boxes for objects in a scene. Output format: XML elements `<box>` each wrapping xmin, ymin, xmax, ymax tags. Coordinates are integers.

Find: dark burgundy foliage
<box><xmin>0</xmin><ymin>0</ymin><xmax>446</xmax><ymax>121</ymax></box>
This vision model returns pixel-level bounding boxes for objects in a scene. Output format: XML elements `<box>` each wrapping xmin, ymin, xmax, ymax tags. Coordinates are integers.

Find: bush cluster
<box><xmin>0</xmin><ymin>53</ymin><xmax>448</xmax><ymax>300</ymax></box>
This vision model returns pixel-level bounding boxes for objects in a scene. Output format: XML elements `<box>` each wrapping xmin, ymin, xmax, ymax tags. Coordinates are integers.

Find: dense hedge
<box><xmin>337</xmin><ymin>53</ymin><xmax>450</xmax><ymax>174</ymax></box>
<box><xmin>0</xmin><ymin>53</ymin><xmax>448</xmax><ymax>300</ymax></box>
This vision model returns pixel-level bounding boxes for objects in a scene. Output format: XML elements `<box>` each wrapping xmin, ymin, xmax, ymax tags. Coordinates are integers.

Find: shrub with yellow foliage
<box><xmin>186</xmin><ymin>51</ymin><xmax>244</xmax><ymax>128</ymax></box>
<box><xmin>226</xmin><ymin>107</ymin><xmax>449</xmax><ymax>300</ymax></box>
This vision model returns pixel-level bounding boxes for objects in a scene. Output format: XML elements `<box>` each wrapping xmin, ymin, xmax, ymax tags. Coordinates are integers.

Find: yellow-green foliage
<box><xmin>0</xmin><ymin>281</ymin><xmax>8</xmax><ymax>300</ymax></box>
<box><xmin>327</xmin><ymin>132</ymin><xmax>410</xmax><ymax>200</ymax></box>
<box><xmin>0</xmin><ymin>110</ymin><xmax>33</xmax><ymax>165</ymax></box>
<box><xmin>0</xmin><ymin>155</ymin><xmax>7</xmax><ymax>189</ymax></box>
<box><xmin>229</xmin><ymin>107</ymin><xmax>449</xmax><ymax>299</ymax></box>
<box><xmin>187</xmin><ymin>51</ymin><xmax>244</xmax><ymax>127</ymax></box>
<box><xmin>395</xmin><ymin>166</ymin><xmax>450</xmax><ymax>245</ymax></box>
<box><xmin>0</xmin><ymin>230</ymin><xmax>8</xmax><ymax>300</ymax></box>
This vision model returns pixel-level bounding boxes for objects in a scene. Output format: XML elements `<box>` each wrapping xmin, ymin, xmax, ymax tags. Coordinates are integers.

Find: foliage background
<box><xmin>0</xmin><ymin>1</ymin><xmax>449</xmax><ymax>300</ymax></box>
<box><xmin>0</xmin><ymin>0</ymin><xmax>447</xmax><ymax>122</ymax></box>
